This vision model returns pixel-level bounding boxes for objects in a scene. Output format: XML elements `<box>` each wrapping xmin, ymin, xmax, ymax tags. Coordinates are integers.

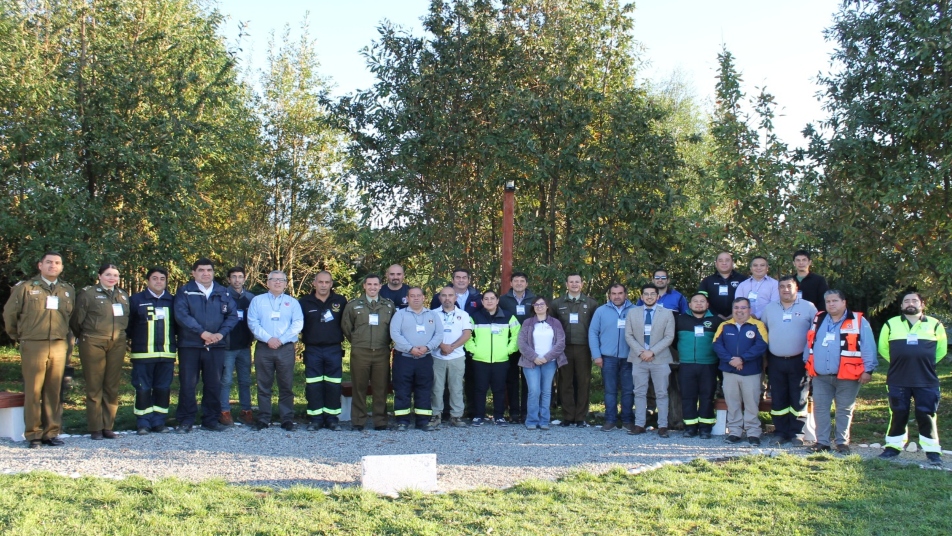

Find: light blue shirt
<box><xmin>247</xmin><ymin>292</ymin><xmax>303</xmax><ymax>344</ymax></box>
<box><xmin>802</xmin><ymin>311</ymin><xmax>877</xmax><ymax>375</ymax></box>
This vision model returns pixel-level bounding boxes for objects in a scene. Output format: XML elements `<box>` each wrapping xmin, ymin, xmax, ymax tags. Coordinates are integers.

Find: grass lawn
<box><xmin>1</xmin><ymin>455</ymin><xmax>950</xmax><ymax>534</ymax></box>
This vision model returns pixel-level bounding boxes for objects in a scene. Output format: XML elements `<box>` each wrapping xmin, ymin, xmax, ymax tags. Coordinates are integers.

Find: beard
<box><xmin>902</xmin><ymin>306</ymin><xmax>921</xmax><ymax>315</ymax></box>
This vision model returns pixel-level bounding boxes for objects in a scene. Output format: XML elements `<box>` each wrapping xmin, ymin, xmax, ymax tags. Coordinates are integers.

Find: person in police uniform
<box><xmin>3</xmin><ymin>251</ymin><xmax>75</xmax><ymax>449</ymax></box>
<box><xmin>70</xmin><ymin>263</ymin><xmax>130</xmax><ymax>439</ymax></box>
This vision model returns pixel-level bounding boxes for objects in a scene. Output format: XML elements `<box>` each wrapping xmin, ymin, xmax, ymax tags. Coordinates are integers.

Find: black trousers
<box><xmin>473</xmin><ymin>360</ymin><xmax>508</xmax><ymax>420</ymax></box>
<box><xmin>393</xmin><ymin>353</ymin><xmax>434</xmax><ymax>427</ymax></box>
<box><xmin>176</xmin><ymin>347</ymin><xmax>224</xmax><ymax>428</ymax></box>
<box><xmin>506</xmin><ymin>351</ymin><xmax>528</xmax><ymax>419</ymax></box>
<box><xmin>679</xmin><ymin>363</ymin><xmax>718</xmax><ymax>433</ymax></box>
<box><xmin>767</xmin><ymin>353</ymin><xmax>809</xmax><ymax>439</ymax></box>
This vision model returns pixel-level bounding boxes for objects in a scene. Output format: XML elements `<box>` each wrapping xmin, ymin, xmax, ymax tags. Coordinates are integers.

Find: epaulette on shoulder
<box><xmin>15</xmin><ymin>280</ymin><xmax>24</xmax><ymax>286</ymax></box>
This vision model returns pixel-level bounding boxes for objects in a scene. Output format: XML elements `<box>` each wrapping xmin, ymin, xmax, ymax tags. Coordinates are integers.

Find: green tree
<box><xmin>0</xmin><ymin>0</ymin><xmax>259</xmax><ymax>290</ymax></box>
<box><xmin>702</xmin><ymin>47</ymin><xmax>801</xmax><ymax>267</ymax></box>
<box><xmin>333</xmin><ymin>0</ymin><xmax>684</xmax><ymax>296</ymax></box>
<box><xmin>807</xmin><ymin>0</ymin><xmax>952</xmax><ymax>309</ymax></box>
<box><xmin>246</xmin><ymin>21</ymin><xmax>355</xmax><ymax>296</ymax></box>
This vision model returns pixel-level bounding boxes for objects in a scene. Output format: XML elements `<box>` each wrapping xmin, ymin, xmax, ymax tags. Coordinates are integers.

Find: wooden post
<box><xmin>501</xmin><ymin>181</ymin><xmax>515</xmax><ymax>294</ymax></box>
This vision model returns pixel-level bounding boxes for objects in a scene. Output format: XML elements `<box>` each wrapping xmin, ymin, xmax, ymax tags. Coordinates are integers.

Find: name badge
<box><xmin>822</xmin><ymin>332</ymin><xmax>835</xmax><ymax>346</ymax></box>
<box><xmin>416</xmin><ymin>324</ymin><xmax>426</xmax><ymax>333</ymax></box>
<box><xmin>719</xmin><ymin>285</ymin><xmax>728</xmax><ymax>296</ymax></box>
<box><xmin>644</xmin><ymin>325</ymin><xmax>652</xmax><ymax>336</ymax></box>
<box><xmin>155</xmin><ymin>308</ymin><xmax>166</xmax><ymax>320</ymax></box>
<box><xmin>112</xmin><ymin>303</ymin><xmax>124</xmax><ymax>317</ymax></box>
<box><xmin>323</xmin><ymin>310</ymin><xmax>334</xmax><ymax>322</ymax></box>
<box><xmin>237</xmin><ymin>310</ymin><xmax>244</xmax><ymax>320</ymax></box>
<box><xmin>46</xmin><ymin>296</ymin><xmax>59</xmax><ymax>310</ymax></box>
<box><xmin>748</xmin><ymin>292</ymin><xmax>758</xmax><ymax>301</ymax></box>
<box><xmin>694</xmin><ymin>325</ymin><xmax>704</xmax><ymax>337</ymax></box>
<box><xmin>516</xmin><ymin>305</ymin><xmax>526</xmax><ymax>316</ymax></box>
<box><xmin>270</xmin><ymin>311</ymin><xmax>281</xmax><ymax>320</ymax></box>
<box><xmin>906</xmin><ymin>333</ymin><xmax>919</xmax><ymax>345</ymax></box>
<box><xmin>569</xmin><ymin>313</ymin><xmax>579</xmax><ymax>324</ymax></box>
<box><xmin>782</xmin><ymin>313</ymin><xmax>792</xmax><ymax>322</ymax></box>
<box><xmin>617</xmin><ymin>319</ymin><xmax>626</xmax><ymax>329</ymax></box>
<box><xmin>369</xmin><ymin>314</ymin><xmax>379</xmax><ymax>326</ymax></box>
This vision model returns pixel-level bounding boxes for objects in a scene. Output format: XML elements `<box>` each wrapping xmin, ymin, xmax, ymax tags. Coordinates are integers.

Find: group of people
<box><xmin>1</xmin><ymin>251</ymin><xmax>946</xmax><ymax>467</ymax></box>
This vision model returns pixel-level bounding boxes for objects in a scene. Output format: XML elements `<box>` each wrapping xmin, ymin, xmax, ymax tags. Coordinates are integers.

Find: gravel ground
<box><xmin>1</xmin><ymin>422</ymin><xmax>949</xmax><ymax>491</ymax></box>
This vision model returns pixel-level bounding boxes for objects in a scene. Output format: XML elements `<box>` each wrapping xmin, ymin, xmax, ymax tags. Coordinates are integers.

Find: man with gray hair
<box><xmin>247</xmin><ymin>270</ymin><xmax>304</xmax><ymax>431</ymax></box>
<box><xmin>803</xmin><ymin>289</ymin><xmax>876</xmax><ymax>454</ymax></box>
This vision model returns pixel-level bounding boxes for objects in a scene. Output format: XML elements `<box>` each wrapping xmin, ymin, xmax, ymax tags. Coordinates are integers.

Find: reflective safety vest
<box><xmin>805</xmin><ymin>311</ymin><xmax>865</xmax><ymax>380</ymax></box>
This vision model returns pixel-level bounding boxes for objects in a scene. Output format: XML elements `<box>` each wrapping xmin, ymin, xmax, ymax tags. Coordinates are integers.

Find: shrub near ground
<box><xmin>2</xmin><ymin>345</ymin><xmax>950</xmax><ymax>443</ymax></box>
<box><xmin>0</xmin><ymin>456</ymin><xmax>950</xmax><ymax>535</ymax></box>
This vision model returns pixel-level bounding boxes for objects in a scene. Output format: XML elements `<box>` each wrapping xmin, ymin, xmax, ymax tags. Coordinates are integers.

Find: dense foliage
<box><xmin>2</xmin><ymin>0</ymin><xmax>949</xmax><ymax>332</ymax></box>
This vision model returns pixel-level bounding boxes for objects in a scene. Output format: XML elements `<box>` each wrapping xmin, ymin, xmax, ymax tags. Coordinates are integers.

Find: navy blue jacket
<box><xmin>712</xmin><ymin>318</ymin><xmax>768</xmax><ymax>376</ymax></box>
<box><xmin>173</xmin><ymin>281</ymin><xmax>239</xmax><ymax>349</ymax></box>
<box><xmin>127</xmin><ymin>289</ymin><xmax>177</xmax><ymax>361</ymax></box>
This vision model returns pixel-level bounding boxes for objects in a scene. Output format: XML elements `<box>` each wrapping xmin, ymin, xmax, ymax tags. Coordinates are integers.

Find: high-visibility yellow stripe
<box><xmin>771</xmin><ymin>408</ymin><xmax>791</xmax><ymax>416</ymax></box>
<box><xmin>324</xmin><ymin>376</ymin><xmax>342</xmax><ymax>384</ymax></box>
<box><xmin>683</xmin><ymin>417</ymin><xmax>699</xmax><ymax>425</ymax></box>
<box><xmin>133</xmin><ymin>407</ymin><xmax>153</xmax><ymax>416</ymax></box>
<box><xmin>131</xmin><ymin>352</ymin><xmax>176</xmax><ymax>359</ymax></box>
<box><xmin>415</xmin><ymin>409</ymin><xmax>433</xmax><ymax>416</ymax></box>
<box><xmin>698</xmin><ymin>417</ymin><xmax>717</xmax><ymax>424</ymax></box>
<box><xmin>394</xmin><ymin>409</ymin><xmax>411</xmax><ymax>416</ymax></box>
<box><xmin>307</xmin><ymin>409</ymin><xmax>323</xmax><ymax>416</ymax></box>
<box><xmin>153</xmin><ymin>406</ymin><xmax>169</xmax><ymax>414</ymax></box>
<box><xmin>323</xmin><ymin>407</ymin><xmax>341</xmax><ymax>415</ymax></box>
<box><xmin>306</xmin><ymin>376</ymin><xmax>322</xmax><ymax>383</ymax></box>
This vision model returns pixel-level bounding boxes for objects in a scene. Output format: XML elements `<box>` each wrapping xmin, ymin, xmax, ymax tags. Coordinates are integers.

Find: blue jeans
<box><xmin>524</xmin><ymin>360</ymin><xmax>557</xmax><ymax>427</ymax></box>
<box><xmin>601</xmin><ymin>355</ymin><xmax>634</xmax><ymax>424</ymax></box>
<box><xmin>221</xmin><ymin>348</ymin><xmax>252</xmax><ymax>412</ymax></box>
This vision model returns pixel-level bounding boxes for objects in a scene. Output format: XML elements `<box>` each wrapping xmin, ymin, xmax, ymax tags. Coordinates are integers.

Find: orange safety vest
<box><xmin>805</xmin><ymin>311</ymin><xmax>865</xmax><ymax>380</ymax></box>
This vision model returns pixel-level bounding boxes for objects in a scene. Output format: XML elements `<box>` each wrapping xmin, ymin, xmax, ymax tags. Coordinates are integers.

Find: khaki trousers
<box><xmin>20</xmin><ymin>340</ymin><xmax>67</xmax><ymax>441</ymax></box>
<box><xmin>79</xmin><ymin>336</ymin><xmax>126</xmax><ymax>432</ymax></box>
<box><xmin>349</xmin><ymin>347</ymin><xmax>391</xmax><ymax>428</ymax></box>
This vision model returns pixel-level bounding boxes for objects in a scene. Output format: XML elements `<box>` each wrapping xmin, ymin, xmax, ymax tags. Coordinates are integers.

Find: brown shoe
<box><xmin>658</xmin><ymin>427</ymin><xmax>669</xmax><ymax>438</ymax></box>
<box><xmin>220</xmin><ymin>411</ymin><xmax>235</xmax><ymax>427</ymax></box>
<box><xmin>102</xmin><ymin>429</ymin><xmax>117</xmax><ymax>439</ymax></box>
<box><xmin>623</xmin><ymin>422</ymin><xmax>636</xmax><ymax>433</ymax></box>
<box><xmin>627</xmin><ymin>425</ymin><xmax>646</xmax><ymax>436</ymax></box>
<box><xmin>238</xmin><ymin>410</ymin><xmax>254</xmax><ymax>425</ymax></box>
<box><xmin>90</xmin><ymin>431</ymin><xmax>103</xmax><ymax>440</ymax></box>
<box><xmin>601</xmin><ymin>422</ymin><xmax>617</xmax><ymax>432</ymax></box>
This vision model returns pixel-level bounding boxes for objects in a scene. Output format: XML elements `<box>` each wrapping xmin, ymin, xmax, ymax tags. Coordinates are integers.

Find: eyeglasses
<box><xmin>653</xmin><ymin>276</ymin><xmax>668</xmax><ymax>280</ymax></box>
<box><xmin>533</xmin><ymin>303</ymin><xmax>547</xmax><ymax>308</ymax></box>
<box><xmin>268</xmin><ymin>278</ymin><xmax>288</xmax><ymax>283</ymax></box>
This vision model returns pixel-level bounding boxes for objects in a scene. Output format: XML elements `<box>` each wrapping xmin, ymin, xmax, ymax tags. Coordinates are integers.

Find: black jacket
<box><xmin>225</xmin><ymin>289</ymin><xmax>255</xmax><ymax>350</ymax></box>
<box><xmin>299</xmin><ymin>291</ymin><xmax>348</xmax><ymax>346</ymax></box>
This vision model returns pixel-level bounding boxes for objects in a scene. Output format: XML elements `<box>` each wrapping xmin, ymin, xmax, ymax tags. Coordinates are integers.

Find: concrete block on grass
<box><xmin>361</xmin><ymin>453</ymin><xmax>437</xmax><ymax>496</ymax></box>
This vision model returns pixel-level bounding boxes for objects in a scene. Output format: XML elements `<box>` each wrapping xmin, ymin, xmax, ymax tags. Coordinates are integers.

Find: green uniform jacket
<box><xmin>342</xmin><ymin>296</ymin><xmax>396</xmax><ymax>351</ymax></box>
<box><xmin>70</xmin><ymin>285</ymin><xmax>130</xmax><ymax>341</ymax></box>
<box><xmin>465</xmin><ymin>308</ymin><xmax>520</xmax><ymax>364</ymax></box>
<box><xmin>550</xmin><ymin>293</ymin><xmax>599</xmax><ymax>345</ymax></box>
<box><xmin>3</xmin><ymin>276</ymin><xmax>75</xmax><ymax>341</ymax></box>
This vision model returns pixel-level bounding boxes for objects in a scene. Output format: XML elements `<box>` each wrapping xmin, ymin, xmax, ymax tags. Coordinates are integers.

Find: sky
<box><xmin>219</xmin><ymin>0</ymin><xmax>842</xmax><ymax>149</ymax></box>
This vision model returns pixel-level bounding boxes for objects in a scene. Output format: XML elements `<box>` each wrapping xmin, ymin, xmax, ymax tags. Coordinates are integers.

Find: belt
<box><xmin>770</xmin><ymin>353</ymin><xmax>802</xmax><ymax>360</ymax></box>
